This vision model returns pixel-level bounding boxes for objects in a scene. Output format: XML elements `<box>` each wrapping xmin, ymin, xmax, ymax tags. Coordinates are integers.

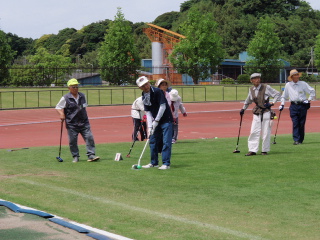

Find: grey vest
<box><xmin>250</xmin><ymin>84</ymin><xmax>270</xmax><ymax>115</ymax></box>
<box><xmin>63</xmin><ymin>92</ymin><xmax>89</xmax><ymax>128</ymax></box>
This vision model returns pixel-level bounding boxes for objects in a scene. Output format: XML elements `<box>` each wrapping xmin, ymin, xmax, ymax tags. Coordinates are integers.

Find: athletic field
<box><xmin>1</xmin><ymin>101</ymin><xmax>320</xmax><ymax>239</ymax></box>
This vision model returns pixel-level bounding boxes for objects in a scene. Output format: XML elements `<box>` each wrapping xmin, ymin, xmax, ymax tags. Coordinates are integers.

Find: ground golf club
<box><xmin>126</xmin><ymin>123</ymin><xmax>145</xmax><ymax>158</ymax></box>
<box><xmin>7</xmin><ymin>148</ymin><xmax>29</xmax><ymax>152</ymax></box>
<box><xmin>233</xmin><ymin>114</ymin><xmax>243</xmax><ymax>153</ymax></box>
<box><xmin>132</xmin><ymin>138</ymin><xmax>149</xmax><ymax>169</ymax></box>
<box><xmin>56</xmin><ymin>120</ymin><xmax>64</xmax><ymax>162</ymax></box>
<box><xmin>273</xmin><ymin>110</ymin><xmax>282</xmax><ymax>144</ymax></box>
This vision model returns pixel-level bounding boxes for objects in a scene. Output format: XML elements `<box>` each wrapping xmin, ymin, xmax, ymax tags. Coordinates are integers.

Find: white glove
<box><xmin>149</xmin><ymin>121</ymin><xmax>159</xmax><ymax>136</ymax></box>
<box><xmin>303</xmin><ymin>100</ymin><xmax>309</xmax><ymax>104</ymax></box>
<box><xmin>279</xmin><ymin>105</ymin><xmax>284</xmax><ymax>111</ymax></box>
<box><xmin>147</xmin><ymin>128</ymin><xmax>152</xmax><ymax>137</ymax></box>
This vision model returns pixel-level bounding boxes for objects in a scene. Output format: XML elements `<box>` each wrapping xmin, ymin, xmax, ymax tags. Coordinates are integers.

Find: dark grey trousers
<box><xmin>67</xmin><ymin>126</ymin><xmax>96</xmax><ymax>158</ymax></box>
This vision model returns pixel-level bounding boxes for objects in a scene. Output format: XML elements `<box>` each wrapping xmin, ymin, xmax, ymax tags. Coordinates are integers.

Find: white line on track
<box><xmin>19</xmin><ymin>179</ymin><xmax>268</xmax><ymax>240</ymax></box>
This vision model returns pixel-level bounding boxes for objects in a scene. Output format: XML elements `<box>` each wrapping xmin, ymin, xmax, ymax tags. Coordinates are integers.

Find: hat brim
<box><xmin>288</xmin><ymin>72</ymin><xmax>302</xmax><ymax>81</ymax></box>
<box><xmin>156</xmin><ymin>79</ymin><xmax>171</xmax><ymax>87</ymax></box>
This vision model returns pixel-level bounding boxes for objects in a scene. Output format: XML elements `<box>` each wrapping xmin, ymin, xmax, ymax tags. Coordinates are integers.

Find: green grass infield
<box><xmin>1</xmin><ymin>133</ymin><xmax>320</xmax><ymax>239</ymax></box>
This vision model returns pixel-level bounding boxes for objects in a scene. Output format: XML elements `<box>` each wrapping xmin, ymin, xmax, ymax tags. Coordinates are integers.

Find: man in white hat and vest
<box><xmin>279</xmin><ymin>69</ymin><xmax>315</xmax><ymax>145</ymax></box>
<box><xmin>240</xmin><ymin>73</ymin><xmax>281</xmax><ymax>156</ymax></box>
<box><xmin>136</xmin><ymin>76</ymin><xmax>173</xmax><ymax>170</ymax></box>
<box><xmin>55</xmin><ymin>78</ymin><xmax>100</xmax><ymax>162</ymax></box>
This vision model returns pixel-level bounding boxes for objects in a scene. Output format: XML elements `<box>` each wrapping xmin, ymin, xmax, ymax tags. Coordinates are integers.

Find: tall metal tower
<box><xmin>143</xmin><ymin>23</ymin><xmax>185</xmax><ymax>84</ymax></box>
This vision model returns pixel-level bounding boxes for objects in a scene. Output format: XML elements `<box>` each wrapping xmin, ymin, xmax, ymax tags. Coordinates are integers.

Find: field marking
<box><xmin>19</xmin><ymin>179</ymin><xmax>268</xmax><ymax>240</ymax></box>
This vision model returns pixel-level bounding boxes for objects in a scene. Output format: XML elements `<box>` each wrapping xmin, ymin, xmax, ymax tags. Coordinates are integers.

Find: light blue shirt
<box><xmin>280</xmin><ymin>81</ymin><xmax>315</xmax><ymax>105</ymax></box>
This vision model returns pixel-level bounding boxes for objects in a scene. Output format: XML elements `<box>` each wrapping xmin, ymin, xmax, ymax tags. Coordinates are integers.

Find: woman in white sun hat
<box><xmin>169</xmin><ymin>89</ymin><xmax>187</xmax><ymax>143</ymax></box>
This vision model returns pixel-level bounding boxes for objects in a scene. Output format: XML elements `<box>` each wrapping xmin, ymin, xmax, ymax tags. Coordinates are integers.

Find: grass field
<box><xmin>1</xmin><ymin>133</ymin><xmax>320</xmax><ymax>239</ymax></box>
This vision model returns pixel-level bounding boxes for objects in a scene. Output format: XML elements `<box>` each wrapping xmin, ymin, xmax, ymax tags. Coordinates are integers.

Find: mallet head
<box><xmin>233</xmin><ymin>150</ymin><xmax>240</xmax><ymax>153</ymax></box>
<box><xmin>272</xmin><ymin>142</ymin><xmax>277</xmax><ymax>144</ymax></box>
<box><xmin>56</xmin><ymin>157</ymin><xmax>63</xmax><ymax>162</ymax></box>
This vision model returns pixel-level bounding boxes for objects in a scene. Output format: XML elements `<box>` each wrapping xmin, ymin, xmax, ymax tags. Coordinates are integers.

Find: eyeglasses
<box><xmin>70</xmin><ymin>86</ymin><xmax>79</xmax><ymax>89</ymax></box>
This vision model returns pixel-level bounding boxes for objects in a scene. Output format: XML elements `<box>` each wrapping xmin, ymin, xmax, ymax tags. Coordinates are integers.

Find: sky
<box><xmin>0</xmin><ymin>0</ymin><xmax>320</xmax><ymax>39</ymax></box>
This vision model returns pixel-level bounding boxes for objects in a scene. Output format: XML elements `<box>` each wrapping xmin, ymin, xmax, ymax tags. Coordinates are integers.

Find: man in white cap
<box><xmin>240</xmin><ymin>73</ymin><xmax>280</xmax><ymax>156</ymax></box>
<box><xmin>55</xmin><ymin>78</ymin><xmax>100</xmax><ymax>162</ymax></box>
<box><xmin>280</xmin><ymin>69</ymin><xmax>315</xmax><ymax>145</ymax></box>
<box><xmin>136</xmin><ymin>76</ymin><xmax>173</xmax><ymax>170</ymax></box>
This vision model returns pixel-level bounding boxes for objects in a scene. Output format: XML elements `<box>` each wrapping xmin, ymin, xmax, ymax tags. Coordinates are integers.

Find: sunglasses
<box><xmin>70</xmin><ymin>86</ymin><xmax>79</xmax><ymax>89</ymax></box>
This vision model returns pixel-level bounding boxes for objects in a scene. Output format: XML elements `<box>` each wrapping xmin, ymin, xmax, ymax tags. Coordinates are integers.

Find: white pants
<box><xmin>248</xmin><ymin>111</ymin><xmax>272</xmax><ymax>153</ymax></box>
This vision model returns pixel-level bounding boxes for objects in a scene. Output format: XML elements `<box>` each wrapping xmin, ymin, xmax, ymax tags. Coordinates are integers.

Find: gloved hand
<box><xmin>149</xmin><ymin>121</ymin><xmax>159</xmax><ymax>136</ymax></box>
<box><xmin>183</xmin><ymin>112</ymin><xmax>187</xmax><ymax>117</ymax></box>
<box><xmin>279</xmin><ymin>105</ymin><xmax>284</xmax><ymax>111</ymax></box>
<box><xmin>264</xmin><ymin>102</ymin><xmax>274</xmax><ymax>108</ymax></box>
<box><xmin>303</xmin><ymin>100</ymin><xmax>309</xmax><ymax>104</ymax></box>
<box><xmin>240</xmin><ymin>109</ymin><xmax>245</xmax><ymax>116</ymax></box>
<box><xmin>147</xmin><ymin>128</ymin><xmax>152</xmax><ymax>137</ymax></box>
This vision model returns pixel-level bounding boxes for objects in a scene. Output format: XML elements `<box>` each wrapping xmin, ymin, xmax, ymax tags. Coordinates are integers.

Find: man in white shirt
<box><xmin>280</xmin><ymin>69</ymin><xmax>315</xmax><ymax>145</ymax></box>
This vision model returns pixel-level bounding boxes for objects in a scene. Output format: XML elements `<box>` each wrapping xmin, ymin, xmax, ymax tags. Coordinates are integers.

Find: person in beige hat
<box><xmin>55</xmin><ymin>78</ymin><xmax>100</xmax><ymax>162</ymax></box>
<box><xmin>240</xmin><ymin>73</ymin><xmax>281</xmax><ymax>156</ymax></box>
<box><xmin>280</xmin><ymin>69</ymin><xmax>315</xmax><ymax>145</ymax></box>
<box><xmin>169</xmin><ymin>89</ymin><xmax>187</xmax><ymax>143</ymax></box>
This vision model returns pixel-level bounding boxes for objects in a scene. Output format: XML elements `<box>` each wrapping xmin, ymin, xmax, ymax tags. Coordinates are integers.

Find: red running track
<box><xmin>0</xmin><ymin>101</ymin><xmax>319</xmax><ymax>149</ymax></box>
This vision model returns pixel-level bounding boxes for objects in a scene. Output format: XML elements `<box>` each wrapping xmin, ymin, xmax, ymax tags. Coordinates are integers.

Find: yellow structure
<box><xmin>143</xmin><ymin>23</ymin><xmax>186</xmax><ymax>85</ymax></box>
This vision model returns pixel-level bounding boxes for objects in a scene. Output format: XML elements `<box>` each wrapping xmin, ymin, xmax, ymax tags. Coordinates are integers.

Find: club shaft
<box><xmin>137</xmin><ymin>138</ymin><xmax>149</xmax><ymax>166</ymax></box>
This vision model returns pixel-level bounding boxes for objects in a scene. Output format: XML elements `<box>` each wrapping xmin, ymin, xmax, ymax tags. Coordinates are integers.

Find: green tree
<box><xmin>314</xmin><ymin>34</ymin><xmax>320</xmax><ymax>69</ymax></box>
<box><xmin>24</xmin><ymin>47</ymin><xmax>73</xmax><ymax>86</ymax></box>
<box><xmin>0</xmin><ymin>30</ymin><xmax>15</xmax><ymax>85</ymax></box>
<box><xmin>98</xmin><ymin>8</ymin><xmax>140</xmax><ymax>85</ymax></box>
<box><xmin>245</xmin><ymin>16</ymin><xmax>284</xmax><ymax>83</ymax></box>
<box><xmin>169</xmin><ymin>8</ymin><xmax>225</xmax><ymax>84</ymax></box>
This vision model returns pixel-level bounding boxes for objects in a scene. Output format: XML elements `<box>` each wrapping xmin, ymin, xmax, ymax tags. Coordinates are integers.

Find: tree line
<box><xmin>1</xmin><ymin>0</ymin><xmax>320</xmax><ymax>86</ymax></box>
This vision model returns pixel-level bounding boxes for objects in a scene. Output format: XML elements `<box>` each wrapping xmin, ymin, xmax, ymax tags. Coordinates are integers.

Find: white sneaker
<box><xmin>158</xmin><ymin>165</ymin><xmax>170</xmax><ymax>170</ymax></box>
<box><xmin>73</xmin><ymin>157</ymin><xmax>79</xmax><ymax>163</ymax></box>
<box><xmin>142</xmin><ymin>163</ymin><xmax>159</xmax><ymax>168</ymax></box>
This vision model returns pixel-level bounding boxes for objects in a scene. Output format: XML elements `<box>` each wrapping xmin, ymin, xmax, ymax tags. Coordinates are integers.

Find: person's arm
<box><xmin>267</xmin><ymin>85</ymin><xmax>281</xmax><ymax>104</ymax></box>
<box><xmin>55</xmin><ymin>97</ymin><xmax>66</xmax><ymax>120</ymax></box>
<box><xmin>154</xmin><ymin>103</ymin><xmax>166</xmax><ymax>122</ymax></box>
<box><xmin>305</xmin><ymin>82</ymin><xmax>316</xmax><ymax>101</ymax></box>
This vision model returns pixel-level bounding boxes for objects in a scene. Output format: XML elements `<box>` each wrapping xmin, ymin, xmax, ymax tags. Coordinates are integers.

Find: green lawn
<box><xmin>1</xmin><ymin>133</ymin><xmax>320</xmax><ymax>239</ymax></box>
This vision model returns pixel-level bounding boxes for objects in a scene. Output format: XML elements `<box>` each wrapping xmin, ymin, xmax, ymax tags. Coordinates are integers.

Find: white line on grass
<box><xmin>19</xmin><ymin>179</ymin><xmax>268</xmax><ymax>240</ymax></box>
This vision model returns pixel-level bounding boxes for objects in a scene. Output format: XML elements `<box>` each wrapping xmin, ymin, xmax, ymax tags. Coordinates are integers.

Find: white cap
<box><xmin>136</xmin><ymin>76</ymin><xmax>149</xmax><ymax>87</ymax></box>
<box><xmin>169</xmin><ymin>89</ymin><xmax>179</xmax><ymax>101</ymax></box>
<box><xmin>250</xmin><ymin>73</ymin><xmax>261</xmax><ymax>79</ymax></box>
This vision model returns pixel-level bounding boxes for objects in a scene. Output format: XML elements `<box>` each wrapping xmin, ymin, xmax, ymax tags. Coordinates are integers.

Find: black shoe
<box><xmin>293</xmin><ymin>141</ymin><xmax>301</xmax><ymax>145</ymax></box>
<box><xmin>245</xmin><ymin>152</ymin><xmax>256</xmax><ymax>156</ymax></box>
<box><xmin>261</xmin><ymin>152</ymin><xmax>268</xmax><ymax>155</ymax></box>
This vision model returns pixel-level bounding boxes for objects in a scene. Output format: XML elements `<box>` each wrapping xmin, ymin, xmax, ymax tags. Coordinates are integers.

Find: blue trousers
<box><xmin>67</xmin><ymin>125</ymin><xmax>96</xmax><ymax>158</ymax></box>
<box><xmin>149</xmin><ymin>122</ymin><xmax>173</xmax><ymax>166</ymax></box>
<box><xmin>289</xmin><ymin>103</ymin><xmax>308</xmax><ymax>143</ymax></box>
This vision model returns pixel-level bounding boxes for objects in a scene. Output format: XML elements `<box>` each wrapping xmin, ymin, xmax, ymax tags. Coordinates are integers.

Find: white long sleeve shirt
<box><xmin>280</xmin><ymin>81</ymin><xmax>315</xmax><ymax>105</ymax></box>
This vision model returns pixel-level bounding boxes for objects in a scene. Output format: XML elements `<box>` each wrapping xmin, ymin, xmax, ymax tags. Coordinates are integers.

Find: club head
<box><xmin>132</xmin><ymin>164</ymin><xmax>138</xmax><ymax>169</ymax></box>
<box><xmin>56</xmin><ymin>157</ymin><xmax>63</xmax><ymax>162</ymax></box>
<box><xmin>126</xmin><ymin>154</ymin><xmax>130</xmax><ymax>158</ymax></box>
<box><xmin>233</xmin><ymin>150</ymin><xmax>240</xmax><ymax>153</ymax></box>
<box><xmin>272</xmin><ymin>142</ymin><xmax>277</xmax><ymax>144</ymax></box>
